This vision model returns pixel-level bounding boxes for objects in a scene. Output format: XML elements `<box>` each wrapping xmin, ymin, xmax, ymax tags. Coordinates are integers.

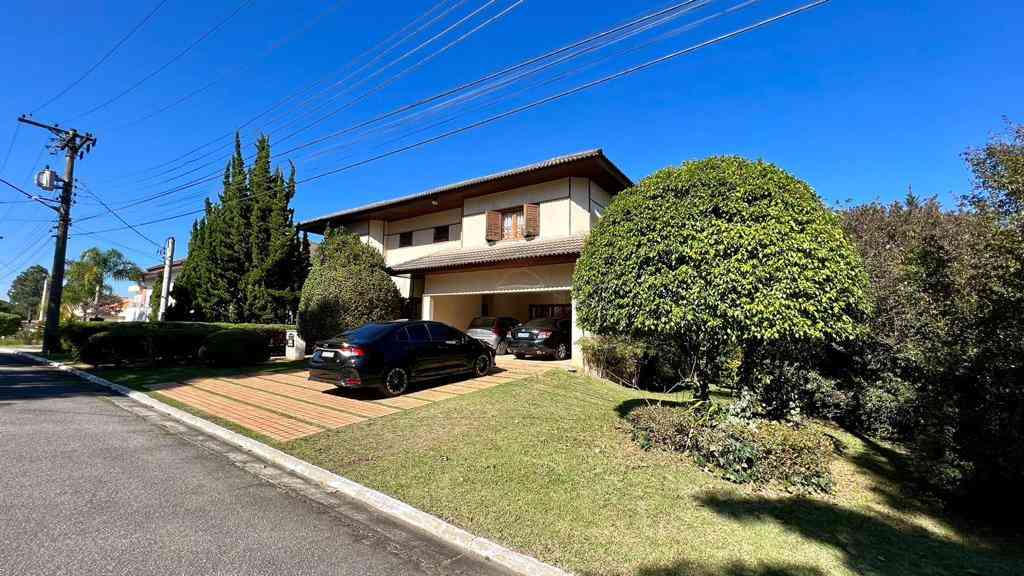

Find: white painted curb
<box><xmin>13</xmin><ymin>350</ymin><xmax>570</xmax><ymax>576</ymax></box>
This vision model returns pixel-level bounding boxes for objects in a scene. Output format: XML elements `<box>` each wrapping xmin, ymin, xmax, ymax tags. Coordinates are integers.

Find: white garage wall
<box><xmin>430</xmin><ymin>293</ymin><xmax>483</xmax><ymax>331</ymax></box>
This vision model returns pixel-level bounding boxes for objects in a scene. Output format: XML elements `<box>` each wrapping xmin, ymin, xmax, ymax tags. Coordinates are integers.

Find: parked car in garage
<box><xmin>465</xmin><ymin>316</ymin><xmax>521</xmax><ymax>355</ymax></box>
<box><xmin>507</xmin><ymin>317</ymin><xmax>572</xmax><ymax>360</ymax></box>
<box><xmin>308</xmin><ymin>320</ymin><xmax>494</xmax><ymax>397</ymax></box>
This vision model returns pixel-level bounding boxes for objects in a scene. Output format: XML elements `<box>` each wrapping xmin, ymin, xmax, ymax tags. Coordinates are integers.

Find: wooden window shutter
<box><xmin>485</xmin><ymin>210</ymin><xmax>501</xmax><ymax>242</ymax></box>
<box><xmin>523</xmin><ymin>203</ymin><xmax>540</xmax><ymax>237</ymax></box>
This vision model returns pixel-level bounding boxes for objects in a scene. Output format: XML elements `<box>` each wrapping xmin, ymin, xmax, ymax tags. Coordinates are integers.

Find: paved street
<box><xmin>0</xmin><ymin>352</ymin><xmax>511</xmax><ymax>576</ymax></box>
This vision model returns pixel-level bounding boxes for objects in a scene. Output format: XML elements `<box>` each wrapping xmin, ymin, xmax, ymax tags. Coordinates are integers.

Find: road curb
<box><xmin>13</xmin><ymin>350</ymin><xmax>570</xmax><ymax>576</ymax></box>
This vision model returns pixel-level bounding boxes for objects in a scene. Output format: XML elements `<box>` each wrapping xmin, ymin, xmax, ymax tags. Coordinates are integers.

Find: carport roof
<box><xmin>389</xmin><ymin>234</ymin><xmax>586</xmax><ymax>274</ymax></box>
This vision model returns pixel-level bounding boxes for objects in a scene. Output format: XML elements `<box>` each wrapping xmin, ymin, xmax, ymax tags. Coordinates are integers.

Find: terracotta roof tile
<box><xmin>389</xmin><ymin>235</ymin><xmax>586</xmax><ymax>273</ymax></box>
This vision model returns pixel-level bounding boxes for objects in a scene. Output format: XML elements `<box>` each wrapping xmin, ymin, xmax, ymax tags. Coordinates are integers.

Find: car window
<box><xmin>468</xmin><ymin>317</ymin><xmax>495</xmax><ymax>329</ymax></box>
<box><xmin>341</xmin><ymin>323</ymin><xmax>393</xmax><ymax>342</ymax></box>
<box><xmin>394</xmin><ymin>328</ymin><xmax>409</xmax><ymax>341</ymax></box>
<box><xmin>523</xmin><ymin>318</ymin><xmax>558</xmax><ymax>330</ymax></box>
<box><xmin>427</xmin><ymin>323</ymin><xmax>461</xmax><ymax>342</ymax></box>
<box><xmin>405</xmin><ymin>324</ymin><xmax>429</xmax><ymax>342</ymax></box>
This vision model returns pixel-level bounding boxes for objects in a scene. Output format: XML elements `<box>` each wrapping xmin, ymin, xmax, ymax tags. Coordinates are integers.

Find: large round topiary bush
<box><xmin>573</xmin><ymin>156</ymin><xmax>869</xmax><ymax>399</ymax></box>
<box><xmin>297</xmin><ymin>228</ymin><xmax>402</xmax><ymax>344</ymax></box>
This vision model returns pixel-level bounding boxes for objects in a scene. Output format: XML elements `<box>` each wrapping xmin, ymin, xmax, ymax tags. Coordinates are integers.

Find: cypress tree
<box><xmin>174</xmin><ymin>133</ymin><xmax>307</xmax><ymax>324</ymax></box>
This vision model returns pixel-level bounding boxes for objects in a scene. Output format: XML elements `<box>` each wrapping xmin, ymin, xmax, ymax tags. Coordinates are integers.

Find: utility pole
<box><xmin>157</xmin><ymin>237</ymin><xmax>174</xmax><ymax>321</ymax></box>
<box><xmin>18</xmin><ymin>115</ymin><xmax>96</xmax><ymax>354</ymax></box>
<box><xmin>38</xmin><ymin>276</ymin><xmax>49</xmax><ymax>323</ymax></box>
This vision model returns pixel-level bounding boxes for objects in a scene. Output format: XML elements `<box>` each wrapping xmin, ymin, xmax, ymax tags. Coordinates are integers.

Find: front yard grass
<box><xmin>284</xmin><ymin>370</ymin><xmax>1024</xmax><ymax>576</ymax></box>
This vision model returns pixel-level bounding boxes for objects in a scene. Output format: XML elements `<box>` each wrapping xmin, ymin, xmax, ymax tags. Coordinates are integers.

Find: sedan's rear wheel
<box><xmin>383</xmin><ymin>367</ymin><xmax>409</xmax><ymax>397</ymax></box>
<box><xmin>473</xmin><ymin>354</ymin><xmax>491</xmax><ymax>377</ymax></box>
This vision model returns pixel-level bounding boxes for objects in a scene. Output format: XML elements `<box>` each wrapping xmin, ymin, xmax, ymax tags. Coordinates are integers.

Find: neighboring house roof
<box><xmin>390</xmin><ymin>235</ymin><xmax>587</xmax><ymax>274</ymax></box>
<box><xmin>299</xmin><ymin>149</ymin><xmax>631</xmax><ymax>234</ymax></box>
<box><xmin>142</xmin><ymin>259</ymin><xmax>185</xmax><ymax>280</ymax></box>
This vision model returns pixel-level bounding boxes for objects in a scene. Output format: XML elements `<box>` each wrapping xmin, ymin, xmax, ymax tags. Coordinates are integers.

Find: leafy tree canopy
<box><xmin>964</xmin><ymin>119</ymin><xmax>1024</xmax><ymax>220</ymax></box>
<box><xmin>62</xmin><ymin>248</ymin><xmax>141</xmax><ymax>319</ymax></box>
<box><xmin>6</xmin><ymin>264</ymin><xmax>48</xmax><ymax>319</ymax></box>
<box><xmin>297</xmin><ymin>228</ymin><xmax>401</xmax><ymax>344</ymax></box>
<box><xmin>573</xmin><ymin>156</ymin><xmax>869</xmax><ymax>397</ymax></box>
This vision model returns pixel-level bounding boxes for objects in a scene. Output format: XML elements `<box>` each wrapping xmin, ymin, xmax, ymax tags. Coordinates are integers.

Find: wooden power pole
<box><xmin>17</xmin><ymin>115</ymin><xmax>96</xmax><ymax>354</ymax></box>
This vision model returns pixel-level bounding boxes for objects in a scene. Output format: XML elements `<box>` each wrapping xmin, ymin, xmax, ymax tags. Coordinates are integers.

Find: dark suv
<box><xmin>308</xmin><ymin>321</ymin><xmax>493</xmax><ymax>396</ymax></box>
<box><xmin>507</xmin><ymin>317</ymin><xmax>572</xmax><ymax>360</ymax></box>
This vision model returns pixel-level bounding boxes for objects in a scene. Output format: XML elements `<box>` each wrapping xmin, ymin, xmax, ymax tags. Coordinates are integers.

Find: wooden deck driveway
<box><xmin>147</xmin><ymin>357</ymin><xmax>567</xmax><ymax>442</ymax></box>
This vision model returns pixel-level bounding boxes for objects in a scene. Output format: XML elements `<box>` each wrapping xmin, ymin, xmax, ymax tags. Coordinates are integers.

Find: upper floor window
<box><xmin>501</xmin><ymin>207</ymin><xmax>524</xmax><ymax>240</ymax></box>
<box><xmin>398</xmin><ymin>231</ymin><xmax>413</xmax><ymax>248</ymax></box>
<box><xmin>486</xmin><ymin>203</ymin><xmax>539</xmax><ymax>242</ymax></box>
<box><xmin>433</xmin><ymin>225</ymin><xmax>450</xmax><ymax>243</ymax></box>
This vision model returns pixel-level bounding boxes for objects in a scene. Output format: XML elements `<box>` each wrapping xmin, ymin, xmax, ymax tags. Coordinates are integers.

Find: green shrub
<box><xmin>61</xmin><ymin>321</ymin><xmax>291</xmax><ymax>365</ymax></box>
<box><xmin>579</xmin><ymin>335</ymin><xmax>652</xmax><ymax>388</ymax></box>
<box><xmin>0</xmin><ymin>312</ymin><xmax>21</xmax><ymax>337</ymax></box>
<box><xmin>198</xmin><ymin>330</ymin><xmax>270</xmax><ymax>367</ymax></box>
<box><xmin>574</xmin><ymin>156</ymin><xmax>869</xmax><ymax>400</ymax></box>
<box><xmin>629</xmin><ymin>403</ymin><xmax>834</xmax><ymax>493</ymax></box>
<box><xmin>733</xmin><ymin>360</ymin><xmax>849</xmax><ymax>422</ymax></box>
<box><xmin>854</xmin><ymin>373</ymin><xmax>918</xmax><ymax>439</ymax></box>
<box><xmin>297</xmin><ymin>228</ymin><xmax>401</xmax><ymax>344</ymax></box>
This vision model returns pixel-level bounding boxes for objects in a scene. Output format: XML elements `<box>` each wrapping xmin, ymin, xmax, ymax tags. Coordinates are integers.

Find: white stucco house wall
<box><xmin>298</xmin><ymin>149</ymin><xmax>632</xmax><ymax>366</ymax></box>
<box><xmin>122</xmin><ymin>259</ymin><xmax>184</xmax><ymax>322</ymax></box>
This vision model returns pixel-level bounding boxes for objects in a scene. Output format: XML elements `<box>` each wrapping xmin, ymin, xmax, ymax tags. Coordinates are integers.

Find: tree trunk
<box><xmin>696</xmin><ymin>377</ymin><xmax>710</xmax><ymax>401</ymax></box>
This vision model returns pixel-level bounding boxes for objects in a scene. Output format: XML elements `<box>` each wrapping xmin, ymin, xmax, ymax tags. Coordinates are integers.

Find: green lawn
<box><xmin>283</xmin><ymin>370</ymin><xmax>1024</xmax><ymax>576</ymax></box>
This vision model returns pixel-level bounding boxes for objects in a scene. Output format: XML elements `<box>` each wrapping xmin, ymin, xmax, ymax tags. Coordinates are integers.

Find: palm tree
<box><xmin>65</xmin><ymin>248</ymin><xmax>143</xmax><ymax>319</ymax></box>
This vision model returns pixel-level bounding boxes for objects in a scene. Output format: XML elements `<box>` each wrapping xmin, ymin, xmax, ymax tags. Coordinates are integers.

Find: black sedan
<box><xmin>307</xmin><ymin>321</ymin><xmax>494</xmax><ymax>396</ymax></box>
<box><xmin>507</xmin><ymin>317</ymin><xmax>572</xmax><ymax>360</ymax></box>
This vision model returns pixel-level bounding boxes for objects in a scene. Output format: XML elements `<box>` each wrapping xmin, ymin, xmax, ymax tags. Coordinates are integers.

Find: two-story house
<box><xmin>298</xmin><ymin>149</ymin><xmax>632</xmax><ymax>366</ymax></box>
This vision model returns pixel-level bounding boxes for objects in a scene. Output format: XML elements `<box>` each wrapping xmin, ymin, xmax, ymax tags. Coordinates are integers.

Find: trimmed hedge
<box><xmin>63</xmin><ymin>321</ymin><xmax>292</xmax><ymax>366</ymax></box>
<box><xmin>0</xmin><ymin>312</ymin><xmax>21</xmax><ymax>337</ymax></box>
<box><xmin>629</xmin><ymin>402</ymin><xmax>835</xmax><ymax>493</ymax></box>
<box><xmin>198</xmin><ymin>330</ymin><xmax>270</xmax><ymax>366</ymax></box>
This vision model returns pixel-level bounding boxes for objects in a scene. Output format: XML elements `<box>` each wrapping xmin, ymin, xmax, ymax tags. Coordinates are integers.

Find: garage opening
<box><xmin>427</xmin><ymin>290</ymin><xmax>571</xmax><ymax>332</ymax></box>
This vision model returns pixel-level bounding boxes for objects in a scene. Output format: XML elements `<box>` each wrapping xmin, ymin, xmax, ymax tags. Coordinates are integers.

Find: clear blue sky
<box><xmin>1</xmin><ymin>0</ymin><xmax>1022</xmax><ymax>298</ymax></box>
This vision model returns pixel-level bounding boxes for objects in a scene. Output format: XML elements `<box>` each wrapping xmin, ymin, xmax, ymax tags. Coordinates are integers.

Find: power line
<box><xmin>122</xmin><ymin>0</ymin><xmax>477</xmax><ymax>187</ymax></box>
<box><xmin>82</xmin><ymin>0</ymin><xmax>704</xmax><ymax>213</ymax></box>
<box><xmin>90</xmin><ymin>0</ymin><xmax>460</xmax><ymax>189</ymax></box>
<box><xmin>33</xmin><ymin>0</ymin><xmax>170</xmax><ymax>114</ymax></box>
<box><xmin>71</xmin><ymin>0</ymin><xmax>257</xmax><ymax>121</ymax></box>
<box><xmin>299</xmin><ymin>0</ymin><xmax>830</xmax><ymax>183</ymax></box>
<box><xmin>71</xmin><ymin>0</ymin><xmax>830</xmax><ymax>235</ymax></box>
<box><xmin>0</xmin><ymin>176</ymin><xmax>60</xmax><ymax>211</ymax></box>
<box><xmin>113</xmin><ymin>0</ymin><xmax>351</xmax><ymax>130</ymax></box>
<box><xmin>0</xmin><ymin>224</ymin><xmax>52</xmax><ymax>279</ymax></box>
<box><xmin>0</xmin><ymin>122</ymin><xmax>20</xmax><ymax>175</ymax></box>
<box><xmin>295</xmin><ymin>0</ymin><xmax>721</xmax><ymax>165</ymax></box>
<box><xmin>75</xmin><ymin>181</ymin><xmax>162</xmax><ymax>249</ymax></box>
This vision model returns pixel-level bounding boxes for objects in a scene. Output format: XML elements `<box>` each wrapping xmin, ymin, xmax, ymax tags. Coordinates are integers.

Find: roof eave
<box><xmin>298</xmin><ymin>149</ymin><xmax>631</xmax><ymax>234</ymax></box>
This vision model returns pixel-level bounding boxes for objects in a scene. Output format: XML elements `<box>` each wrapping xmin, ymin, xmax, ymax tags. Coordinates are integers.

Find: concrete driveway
<box><xmin>0</xmin><ymin>352</ymin><xmax>512</xmax><ymax>576</ymax></box>
<box><xmin>144</xmin><ymin>354</ymin><xmax>568</xmax><ymax>442</ymax></box>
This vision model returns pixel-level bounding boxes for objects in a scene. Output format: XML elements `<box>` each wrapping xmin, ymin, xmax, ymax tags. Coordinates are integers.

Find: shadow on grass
<box><xmin>614</xmin><ymin>397</ymin><xmax>699</xmax><ymax>420</ymax></box>
<box><xmin>697</xmin><ymin>491</ymin><xmax>1024</xmax><ymax>576</ymax></box>
<box><xmin>630</xmin><ymin>560</ymin><xmax>827</xmax><ymax>576</ymax></box>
